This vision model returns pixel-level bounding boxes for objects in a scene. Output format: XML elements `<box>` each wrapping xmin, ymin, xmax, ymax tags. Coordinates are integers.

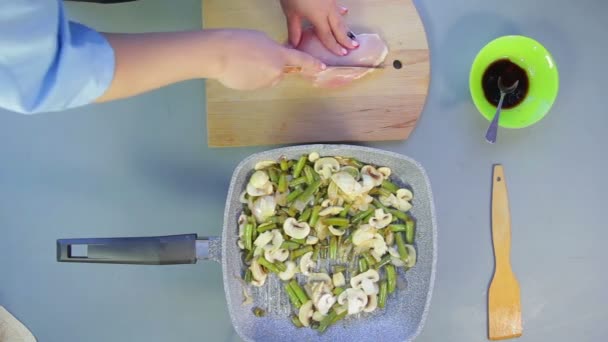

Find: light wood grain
<box><xmin>203</xmin><ymin>0</ymin><xmax>429</xmax><ymax>147</ymax></box>
<box><xmin>488</xmin><ymin>165</ymin><xmax>523</xmax><ymax>340</ymax></box>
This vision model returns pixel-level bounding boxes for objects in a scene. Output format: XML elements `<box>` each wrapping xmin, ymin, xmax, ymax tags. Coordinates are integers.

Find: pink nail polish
<box><xmin>321</xmin><ymin>63</ymin><xmax>327</xmax><ymax>70</ymax></box>
<box><xmin>340</xmin><ymin>6</ymin><xmax>348</xmax><ymax>13</ymax></box>
<box><xmin>341</xmin><ymin>48</ymin><xmax>348</xmax><ymax>55</ymax></box>
<box><xmin>352</xmin><ymin>40</ymin><xmax>359</xmax><ymax>47</ymax></box>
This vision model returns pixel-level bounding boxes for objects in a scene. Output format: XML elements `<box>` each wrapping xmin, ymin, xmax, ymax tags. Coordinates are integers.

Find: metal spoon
<box><xmin>485</xmin><ymin>77</ymin><xmax>519</xmax><ymax>144</ymax></box>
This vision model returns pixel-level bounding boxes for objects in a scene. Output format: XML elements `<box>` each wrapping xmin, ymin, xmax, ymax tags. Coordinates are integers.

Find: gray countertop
<box><xmin>1</xmin><ymin>0</ymin><xmax>606</xmax><ymax>341</ymax></box>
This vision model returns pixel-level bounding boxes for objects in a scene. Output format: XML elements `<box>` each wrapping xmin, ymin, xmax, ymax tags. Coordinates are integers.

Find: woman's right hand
<box><xmin>211</xmin><ymin>29</ymin><xmax>326</xmax><ymax>90</ymax></box>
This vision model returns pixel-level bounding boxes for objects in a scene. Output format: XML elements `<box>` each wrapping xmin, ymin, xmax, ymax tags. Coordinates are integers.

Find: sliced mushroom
<box><xmin>239</xmin><ymin>191</ymin><xmax>248</xmax><ymax>204</ymax></box>
<box><xmin>371</xmin><ymin>233</ymin><xmax>388</xmax><ymax>257</ymax></box>
<box><xmin>328</xmin><ymin>225</ymin><xmax>346</xmax><ymax>236</ymax></box>
<box><xmin>337</xmin><ymin>288</ymin><xmax>368</xmax><ymax>315</ymax></box>
<box><xmin>251</xmin><ymin>195</ymin><xmax>276</xmax><ymax>223</ymax></box>
<box><xmin>278</xmin><ymin>261</ymin><xmax>297</xmax><ymax>281</ymax></box>
<box><xmin>378</xmin><ymin>167</ymin><xmax>391</xmax><ymax>179</ymax></box>
<box><xmin>404</xmin><ymin>244</ymin><xmax>417</xmax><ymax>268</ymax></box>
<box><xmin>250</xmin><ymin>259</ymin><xmax>267</xmax><ymax>287</ymax></box>
<box><xmin>246</xmin><ymin>182</ymin><xmax>273</xmax><ymax>197</ymax></box>
<box><xmin>299</xmin><ymin>251</ymin><xmax>316</xmax><ymax>275</ymax></box>
<box><xmin>253</xmin><ymin>231</ymin><xmax>274</xmax><ymax>249</ymax></box>
<box><xmin>283</xmin><ymin>218</ymin><xmax>311</xmax><ymax>239</ymax></box>
<box><xmin>361</xmin><ymin>165</ymin><xmax>384</xmax><ymax>190</ymax></box>
<box><xmin>298</xmin><ymin>300</ymin><xmax>314</xmax><ymax>327</ymax></box>
<box><xmin>319</xmin><ymin>206</ymin><xmax>344</xmax><ymax>217</ymax></box>
<box><xmin>314</xmin><ymin>157</ymin><xmax>340</xmax><ymax>180</ymax></box>
<box><xmin>237</xmin><ymin>240</ymin><xmax>245</xmax><ymax>250</ymax></box>
<box><xmin>327</xmin><ymin>181</ymin><xmax>339</xmax><ymax>201</ymax></box>
<box><xmin>364</xmin><ymin>294</ymin><xmax>378</xmax><ymax>313</ymax></box>
<box><xmin>388</xmin><ymin>247</ymin><xmax>406</xmax><ymax>267</ymax></box>
<box><xmin>369</xmin><ymin>209</ymin><xmax>393</xmax><ymax>229</ymax></box>
<box><xmin>308</xmin><ymin>272</ymin><xmax>333</xmax><ymax>287</ymax></box>
<box><xmin>332</xmin><ymin>272</ymin><xmax>345</xmax><ymax>287</ymax></box>
<box><xmin>266</xmin><ymin>229</ymin><xmax>284</xmax><ymax>251</ymax></box>
<box><xmin>385</xmin><ymin>230</ymin><xmax>395</xmax><ymax>246</ymax></box>
<box><xmin>379</xmin><ymin>193</ymin><xmax>396</xmax><ymax>207</ymax></box>
<box><xmin>351</xmin><ymin>269</ymin><xmax>380</xmax><ymax>295</ymax></box>
<box><xmin>314</xmin><ymin>221</ymin><xmax>329</xmax><ymax>240</ymax></box>
<box><xmin>393</xmin><ymin>189</ymin><xmax>413</xmax><ymax>211</ymax></box>
<box><xmin>306</xmin><ymin>235</ymin><xmax>319</xmax><ymax>245</ymax></box>
<box><xmin>351</xmin><ymin>194</ymin><xmax>374</xmax><ymax>212</ymax></box>
<box><xmin>316</xmin><ymin>293</ymin><xmax>337</xmax><ymax>315</ymax></box>
<box><xmin>352</xmin><ymin>224</ymin><xmax>375</xmax><ymax>246</ymax></box>
<box><xmin>250</xmin><ymin>170</ymin><xmax>270</xmax><ymax>188</ymax></box>
<box><xmin>331</xmin><ymin>172</ymin><xmax>362</xmax><ymax>198</ymax></box>
<box><xmin>265</xmin><ymin>248</ymin><xmax>289</xmax><ymax>263</ymax></box>
<box><xmin>254</xmin><ymin>160</ymin><xmax>277</xmax><ymax>170</ymax></box>
<box><xmin>308</xmin><ymin>152</ymin><xmax>320</xmax><ymax>162</ymax></box>
<box><xmin>340</xmin><ymin>165</ymin><xmax>360</xmax><ymax>180</ymax></box>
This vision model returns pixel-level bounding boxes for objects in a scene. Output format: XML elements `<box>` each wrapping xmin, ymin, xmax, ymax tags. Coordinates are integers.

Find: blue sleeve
<box><xmin>0</xmin><ymin>0</ymin><xmax>115</xmax><ymax>114</ymax></box>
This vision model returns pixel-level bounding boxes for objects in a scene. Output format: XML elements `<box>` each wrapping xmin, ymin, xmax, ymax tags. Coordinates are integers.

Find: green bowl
<box><xmin>469</xmin><ymin>35</ymin><xmax>559</xmax><ymax>128</ymax></box>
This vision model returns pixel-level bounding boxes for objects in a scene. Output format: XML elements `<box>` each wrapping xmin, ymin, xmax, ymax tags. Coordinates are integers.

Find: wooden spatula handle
<box><xmin>491</xmin><ymin>165</ymin><xmax>512</xmax><ymax>268</ymax></box>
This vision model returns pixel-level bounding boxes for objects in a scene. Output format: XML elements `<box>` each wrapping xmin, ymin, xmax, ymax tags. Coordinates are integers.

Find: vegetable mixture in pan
<box><xmin>237</xmin><ymin>152</ymin><xmax>417</xmax><ymax>332</ymax></box>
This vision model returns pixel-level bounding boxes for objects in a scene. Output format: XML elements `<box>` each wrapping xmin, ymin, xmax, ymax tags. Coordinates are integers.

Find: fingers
<box><xmin>282</xmin><ymin>47</ymin><xmax>326</xmax><ymax>75</ymax></box>
<box><xmin>329</xmin><ymin>13</ymin><xmax>357</xmax><ymax>49</ymax></box>
<box><xmin>286</xmin><ymin>15</ymin><xmax>303</xmax><ymax>47</ymax></box>
<box><xmin>338</xmin><ymin>5</ymin><xmax>348</xmax><ymax>15</ymax></box>
<box><xmin>313</xmin><ymin>18</ymin><xmax>348</xmax><ymax>56</ymax></box>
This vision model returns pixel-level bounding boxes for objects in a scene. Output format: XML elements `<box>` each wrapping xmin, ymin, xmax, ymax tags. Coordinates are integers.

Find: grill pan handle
<box><xmin>56</xmin><ymin>234</ymin><xmax>199</xmax><ymax>265</ymax></box>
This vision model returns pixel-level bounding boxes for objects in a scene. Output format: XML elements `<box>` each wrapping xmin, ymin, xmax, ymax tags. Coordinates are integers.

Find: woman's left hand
<box><xmin>280</xmin><ymin>0</ymin><xmax>357</xmax><ymax>56</ymax></box>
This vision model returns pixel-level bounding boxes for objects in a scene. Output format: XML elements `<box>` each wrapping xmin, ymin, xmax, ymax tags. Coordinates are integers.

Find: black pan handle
<box><xmin>57</xmin><ymin>234</ymin><xmax>197</xmax><ymax>265</ymax></box>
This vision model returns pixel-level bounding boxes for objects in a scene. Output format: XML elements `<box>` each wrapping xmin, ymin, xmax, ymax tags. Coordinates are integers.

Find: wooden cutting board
<box><xmin>203</xmin><ymin>0</ymin><xmax>429</xmax><ymax>147</ymax></box>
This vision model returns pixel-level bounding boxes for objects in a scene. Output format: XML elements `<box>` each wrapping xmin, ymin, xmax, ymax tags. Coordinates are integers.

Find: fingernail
<box><xmin>352</xmin><ymin>40</ymin><xmax>359</xmax><ymax>47</ymax></box>
<box><xmin>340</xmin><ymin>6</ymin><xmax>348</xmax><ymax>13</ymax></box>
<box><xmin>341</xmin><ymin>48</ymin><xmax>348</xmax><ymax>55</ymax></box>
<box><xmin>321</xmin><ymin>63</ymin><xmax>327</xmax><ymax>70</ymax></box>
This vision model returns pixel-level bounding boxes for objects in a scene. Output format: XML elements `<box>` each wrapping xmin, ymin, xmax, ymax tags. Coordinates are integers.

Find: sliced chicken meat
<box><xmin>296</xmin><ymin>28</ymin><xmax>389</xmax><ymax>88</ymax></box>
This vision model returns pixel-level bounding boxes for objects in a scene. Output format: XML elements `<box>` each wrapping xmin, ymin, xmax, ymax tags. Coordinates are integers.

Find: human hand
<box><xmin>280</xmin><ymin>0</ymin><xmax>357</xmax><ymax>56</ymax></box>
<box><xmin>212</xmin><ymin>29</ymin><xmax>325</xmax><ymax>90</ymax></box>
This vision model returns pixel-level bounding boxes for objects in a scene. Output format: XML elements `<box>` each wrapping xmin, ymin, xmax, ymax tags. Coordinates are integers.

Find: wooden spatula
<box><xmin>488</xmin><ymin>165</ymin><xmax>522</xmax><ymax>340</ymax></box>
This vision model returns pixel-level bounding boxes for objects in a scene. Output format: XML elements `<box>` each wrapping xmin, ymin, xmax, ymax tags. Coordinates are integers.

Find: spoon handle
<box><xmin>485</xmin><ymin>93</ymin><xmax>506</xmax><ymax>144</ymax></box>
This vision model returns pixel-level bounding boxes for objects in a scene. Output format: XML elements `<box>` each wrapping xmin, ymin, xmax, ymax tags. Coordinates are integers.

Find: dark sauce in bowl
<box><xmin>482</xmin><ymin>59</ymin><xmax>529</xmax><ymax>109</ymax></box>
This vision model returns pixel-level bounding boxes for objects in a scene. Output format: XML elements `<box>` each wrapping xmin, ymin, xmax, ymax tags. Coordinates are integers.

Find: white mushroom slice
<box><xmin>239</xmin><ymin>191</ymin><xmax>248</xmax><ymax>204</ymax></box>
<box><xmin>283</xmin><ymin>218</ymin><xmax>311</xmax><ymax>239</ymax></box>
<box><xmin>314</xmin><ymin>157</ymin><xmax>340</xmax><ymax>180</ymax></box>
<box><xmin>308</xmin><ymin>152</ymin><xmax>320</xmax><ymax>162</ymax></box>
<box><xmin>306</xmin><ymin>235</ymin><xmax>319</xmax><ymax>245</ymax></box>
<box><xmin>251</xmin><ymin>195</ymin><xmax>276</xmax><ymax>223</ymax></box>
<box><xmin>328</xmin><ymin>225</ymin><xmax>346</xmax><ymax>236</ymax></box>
<box><xmin>340</xmin><ymin>166</ymin><xmax>360</xmax><ymax>180</ymax></box>
<box><xmin>364</xmin><ymin>294</ymin><xmax>378</xmax><ymax>313</ymax></box>
<box><xmin>332</xmin><ymin>272</ymin><xmax>345</xmax><ymax>287</ymax></box>
<box><xmin>378</xmin><ymin>167</ymin><xmax>391</xmax><ymax>179</ymax></box>
<box><xmin>312</xmin><ymin>311</ymin><xmax>326</xmax><ymax>322</ymax></box>
<box><xmin>379</xmin><ymin>194</ymin><xmax>397</xmax><ymax>207</ymax></box>
<box><xmin>250</xmin><ymin>259</ymin><xmax>267</xmax><ymax>287</ymax></box>
<box><xmin>237</xmin><ymin>240</ymin><xmax>245</xmax><ymax>250</ymax></box>
<box><xmin>331</xmin><ymin>172</ymin><xmax>362</xmax><ymax>197</ymax></box>
<box><xmin>369</xmin><ymin>209</ymin><xmax>393</xmax><ymax>229</ymax></box>
<box><xmin>279</xmin><ymin>261</ymin><xmax>297</xmax><ymax>281</ymax></box>
<box><xmin>337</xmin><ymin>288</ymin><xmax>368</xmax><ymax>315</ymax></box>
<box><xmin>265</xmin><ymin>248</ymin><xmax>289</xmax><ymax>263</ymax></box>
<box><xmin>299</xmin><ymin>251</ymin><xmax>316</xmax><ymax>276</ymax></box>
<box><xmin>351</xmin><ymin>194</ymin><xmax>374</xmax><ymax>212</ymax></box>
<box><xmin>385</xmin><ymin>230</ymin><xmax>395</xmax><ymax>246</ymax></box>
<box><xmin>396</xmin><ymin>188</ymin><xmax>413</xmax><ymax>201</ymax></box>
<box><xmin>298</xmin><ymin>300</ymin><xmax>314</xmax><ymax>327</ymax></box>
<box><xmin>250</xmin><ymin>170</ymin><xmax>270</xmax><ymax>188</ymax></box>
<box><xmin>316</xmin><ymin>293</ymin><xmax>337</xmax><ymax>315</ymax></box>
<box><xmin>321</xmin><ymin>199</ymin><xmax>334</xmax><ymax>208</ymax></box>
<box><xmin>404</xmin><ymin>244</ymin><xmax>417</xmax><ymax>268</ymax></box>
<box><xmin>351</xmin><ymin>269</ymin><xmax>380</xmax><ymax>296</ymax></box>
<box><xmin>254</xmin><ymin>160</ymin><xmax>276</xmax><ymax>170</ymax></box>
<box><xmin>308</xmin><ymin>273</ymin><xmax>333</xmax><ymax>287</ymax></box>
<box><xmin>371</xmin><ymin>233</ymin><xmax>388</xmax><ymax>257</ymax></box>
<box><xmin>388</xmin><ymin>247</ymin><xmax>406</xmax><ymax>267</ymax></box>
<box><xmin>361</xmin><ymin>165</ymin><xmax>384</xmax><ymax>187</ymax></box>
<box><xmin>314</xmin><ymin>221</ymin><xmax>329</xmax><ymax>240</ymax></box>
<box><xmin>253</xmin><ymin>231</ymin><xmax>274</xmax><ymax>249</ymax></box>
<box><xmin>319</xmin><ymin>206</ymin><xmax>344</xmax><ymax>216</ymax></box>
<box><xmin>352</xmin><ymin>224</ymin><xmax>375</xmax><ymax>246</ymax></box>
<box><xmin>327</xmin><ymin>181</ymin><xmax>339</xmax><ymax>201</ymax></box>
<box><xmin>267</xmin><ymin>229</ymin><xmax>284</xmax><ymax>251</ymax></box>
<box><xmin>246</xmin><ymin>182</ymin><xmax>273</xmax><ymax>197</ymax></box>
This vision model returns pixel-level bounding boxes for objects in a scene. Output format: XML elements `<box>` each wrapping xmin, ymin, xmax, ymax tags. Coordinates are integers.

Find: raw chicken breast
<box><xmin>296</xmin><ymin>29</ymin><xmax>389</xmax><ymax>88</ymax></box>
